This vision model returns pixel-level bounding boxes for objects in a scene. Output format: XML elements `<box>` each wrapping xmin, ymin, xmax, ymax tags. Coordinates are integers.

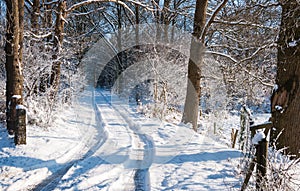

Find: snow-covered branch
<box><xmin>66</xmin><ymin>0</ymin><xmax>134</xmax><ymax>15</ymax></box>
<box><xmin>25</xmin><ymin>0</ymin><xmax>33</xmax><ymax>6</ymax></box>
<box><xmin>23</xmin><ymin>31</ymin><xmax>52</xmax><ymax>40</ymax></box>
<box><xmin>214</xmin><ymin>20</ymin><xmax>278</xmax><ymax>30</ymax></box>
<box><xmin>205</xmin><ymin>50</ymin><xmax>238</xmax><ymax>63</ymax></box>
<box><xmin>66</xmin><ymin>0</ymin><xmax>156</xmax><ymax>16</ymax></box>
<box><xmin>201</xmin><ymin>0</ymin><xmax>228</xmax><ymax>40</ymax></box>
<box><xmin>252</xmin><ymin>2</ymin><xmax>280</xmax><ymax>8</ymax></box>
<box><xmin>71</xmin><ymin>7</ymin><xmax>105</xmax><ymax>16</ymax></box>
<box><xmin>238</xmin><ymin>43</ymin><xmax>277</xmax><ymax>64</ymax></box>
<box><xmin>43</xmin><ymin>0</ymin><xmax>59</xmax><ymax>5</ymax></box>
<box><xmin>126</xmin><ymin>0</ymin><xmax>156</xmax><ymax>11</ymax></box>
<box><xmin>206</xmin><ymin>45</ymin><xmax>275</xmax><ymax>88</ymax></box>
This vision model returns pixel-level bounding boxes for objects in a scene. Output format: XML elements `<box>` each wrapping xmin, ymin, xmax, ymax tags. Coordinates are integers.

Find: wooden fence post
<box><xmin>241</xmin><ymin>122</ymin><xmax>271</xmax><ymax>191</ymax></box>
<box><xmin>239</xmin><ymin>105</ymin><xmax>252</xmax><ymax>152</ymax></box>
<box><xmin>231</xmin><ymin>128</ymin><xmax>238</xmax><ymax>148</ymax></box>
<box><xmin>256</xmin><ymin>138</ymin><xmax>268</xmax><ymax>190</ymax></box>
<box><xmin>15</xmin><ymin>107</ymin><xmax>26</xmax><ymax>145</ymax></box>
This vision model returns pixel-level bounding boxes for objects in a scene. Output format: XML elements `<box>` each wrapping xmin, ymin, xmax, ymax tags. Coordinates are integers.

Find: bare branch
<box><xmin>66</xmin><ymin>0</ymin><xmax>134</xmax><ymax>15</ymax></box>
<box><xmin>43</xmin><ymin>0</ymin><xmax>59</xmax><ymax>5</ymax></box>
<box><xmin>238</xmin><ymin>43</ymin><xmax>277</xmax><ymax>64</ymax></box>
<box><xmin>205</xmin><ymin>50</ymin><xmax>238</xmax><ymax>63</ymax></box>
<box><xmin>25</xmin><ymin>31</ymin><xmax>52</xmax><ymax>38</ymax></box>
<box><xmin>205</xmin><ymin>43</ymin><xmax>276</xmax><ymax>88</ymax></box>
<box><xmin>252</xmin><ymin>2</ymin><xmax>280</xmax><ymax>8</ymax></box>
<box><xmin>70</xmin><ymin>7</ymin><xmax>105</xmax><ymax>16</ymax></box>
<box><xmin>102</xmin><ymin>12</ymin><xmax>117</xmax><ymax>30</ymax></box>
<box><xmin>66</xmin><ymin>0</ymin><xmax>156</xmax><ymax>16</ymax></box>
<box><xmin>201</xmin><ymin>0</ymin><xmax>228</xmax><ymax>40</ymax></box>
<box><xmin>214</xmin><ymin>20</ymin><xmax>278</xmax><ymax>30</ymax></box>
<box><xmin>25</xmin><ymin>0</ymin><xmax>33</xmax><ymax>6</ymax></box>
<box><xmin>126</xmin><ymin>0</ymin><xmax>157</xmax><ymax>11</ymax></box>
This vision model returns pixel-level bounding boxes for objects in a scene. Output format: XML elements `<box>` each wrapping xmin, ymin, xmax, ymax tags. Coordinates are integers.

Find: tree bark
<box><xmin>50</xmin><ymin>0</ymin><xmax>66</xmax><ymax>98</ymax></box>
<box><xmin>272</xmin><ymin>0</ymin><xmax>300</xmax><ymax>157</ymax></box>
<box><xmin>5</xmin><ymin>0</ymin><xmax>13</xmax><ymax>111</ymax></box>
<box><xmin>4</xmin><ymin>0</ymin><xmax>25</xmax><ymax>135</ymax></box>
<box><xmin>31</xmin><ymin>0</ymin><xmax>40</xmax><ymax>32</ymax></box>
<box><xmin>161</xmin><ymin>0</ymin><xmax>171</xmax><ymax>42</ymax></box>
<box><xmin>182</xmin><ymin>0</ymin><xmax>208</xmax><ymax>131</ymax></box>
<box><xmin>43</xmin><ymin>0</ymin><xmax>53</xmax><ymax>42</ymax></box>
<box><xmin>135</xmin><ymin>5</ymin><xmax>140</xmax><ymax>45</ymax></box>
<box><xmin>154</xmin><ymin>0</ymin><xmax>161</xmax><ymax>42</ymax></box>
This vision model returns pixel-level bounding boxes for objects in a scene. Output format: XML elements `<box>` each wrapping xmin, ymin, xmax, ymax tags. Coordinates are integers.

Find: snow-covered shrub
<box><xmin>22</xmin><ymin>38</ymin><xmax>86</xmax><ymax>127</ymax></box>
<box><xmin>244</xmin><ymin>147</ymin><xmax>300</xmax><ymax>191</ymax></box>
<box><xmin>197</xmin><ymin>56</ymin><xmax>230</xmax><ymax>138</ymax></box>
<box><xmin>108</xmin><ymin>44</ymin><xmax>188</xmax><ymax>122</ymax></box>
<box><xmin>239</xmin><ymin>131</ymin><xmax>300</xmax><ymax>191</ymax></box>
<box><xmin>259</xmin><ymin>147</ymin><xmax>300</xmax><ymax>191</ymax></box>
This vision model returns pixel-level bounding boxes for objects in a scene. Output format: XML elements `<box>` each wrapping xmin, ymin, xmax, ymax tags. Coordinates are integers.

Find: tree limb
<box><xmin>201</xmin><ymin>0</ymin><xmax>228</xmax><ymax>40</ymax></box>
<box><xmin>70</xmin><ymin>7</ymin><xmax>105</xmax><ymax>16</ymax></box>
<box><xmin>66</xmin><ymin>0</ymin><xmax>155</xmax><ymax>15</ymax></box>
<box><xmin>206</xmin><ymin>44</ymin><xmax>275</xmax><ymax>88</ymax></box>
<box><xmin>214</xmin><ymin>19</ymin><xmax>278</xmax><ymax>30</ymax></box>
<box><xmin>66</xmin><ymin>0</ymin><xmax>132</xmax><ymax>15</ymax></box>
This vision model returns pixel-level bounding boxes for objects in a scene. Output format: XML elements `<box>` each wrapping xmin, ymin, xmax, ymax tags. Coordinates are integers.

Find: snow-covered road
<box><xmin>0</xmin><ymin>87</ymin><xmax>243</xmax><ymax>190</ymax></box>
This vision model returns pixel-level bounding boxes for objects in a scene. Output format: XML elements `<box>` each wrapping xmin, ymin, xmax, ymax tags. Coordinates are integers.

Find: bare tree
<box><xmin>182</xmin><ymin>0</ymin><xmax>208</xmax><ymax>131</ymax></box>
<box><xmin>182</xmin><ymin>0</ymin><xmax>228</xmax><ymax>131</ymax></box>
<box><xmin>206</xmin><ymin>1</ymin><xmax>279</xmax><ymax>110</ymax></box>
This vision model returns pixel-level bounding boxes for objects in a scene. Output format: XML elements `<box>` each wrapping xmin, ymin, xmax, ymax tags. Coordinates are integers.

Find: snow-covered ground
<box><xmin>1</xmin><ymin>86</ymin><xmax>277</xmax><ymax>191</ymax></box>
<box><xmin>0</xmin><ymin>87</ymin><xmax>103</xmax><ymax>190</ymax></box>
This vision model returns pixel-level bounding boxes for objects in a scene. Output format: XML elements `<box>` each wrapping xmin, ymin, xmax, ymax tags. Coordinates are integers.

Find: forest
<box><xmin>0</xmin><ymin>0</ymin><xmax>299</xmax><ymax>190</ymax></box>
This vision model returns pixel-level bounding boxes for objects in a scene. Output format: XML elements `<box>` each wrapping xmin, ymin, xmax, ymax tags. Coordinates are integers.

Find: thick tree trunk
<box><xmin>272</xmin><ymin>0</ymin><xmax>300</xmax><ymax>157</ymax></box>
<box><xmin>5</xmin><ymin>0</ymin><xmax>25</xmax><ymax>136</ymax></box>
<box><xmin>5</xmin><ymin>0</ymin><xmax>13</xmax><ymax>111</ymax></box>
<box><xmin>182</xmin><ymin>0</ymin><xmax>208</xmax><ymax>131</ymax></box>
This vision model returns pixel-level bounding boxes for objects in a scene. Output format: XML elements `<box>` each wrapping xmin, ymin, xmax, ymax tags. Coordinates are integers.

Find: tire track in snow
<box><xmin>31</xmin><ymin>87</ymin><xmax>108</xmax><ymax>191</ymax></box>
<box><xmin>98</xmin><ymin>90</ymin><xmax>154</xmax><ymax>191</ymax></box>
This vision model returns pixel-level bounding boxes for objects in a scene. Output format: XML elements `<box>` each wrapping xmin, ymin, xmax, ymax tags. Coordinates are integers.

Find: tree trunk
<box><xmin>135</xmin><ymin>5</ymin><xmax>140</xmax><ymax>45</ymax></box>
<box><xmin>31</xmin><ymin>0</ymin><xmax>40</xmax><ymax>32</ymax></box>
<box><xmin>117</xmin><ymin>4</ymin><xmax>122</xmax><ymax>51</ymax></box>
<box><xmin>171</xmin><ymin>0</ymin><xmax>178</xmax><ymax>42</ymax></box>
<box><xmin>272</xmin><ymin>0</ymin><xmax>300</xmax><ymax>157</ymax></box>
<box><xmin>154</xmin><ymin>0</ymin><xmax>161</xmax><ymax>42</ymax></box>
<box><xmin>5</xmin><ymin>0</ymin><xmax>13</xmax><ymax>112</ymax></box>
<box><xmin>4</xmin><ymin>0</ymin><xmax>25</xmax><ymax>136</ymax></box>
<box><xmin>43</xmin><ymin>0</ymin><xmax>52</xmax><ymax>42</ymax></box>
<box><xmin>182</xmin><ymin>0</ymin><xmax>208</xmax><ymax>131</ymax></box>
<box><xmin>161</xmin><ymin>0</ymin><xmax>171</xmax><ymax>42</ymax></box>
<box><xmin>50</xmin><ymin>0</ymin><xmax>66</xmax><ymax>98</ymax></box>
